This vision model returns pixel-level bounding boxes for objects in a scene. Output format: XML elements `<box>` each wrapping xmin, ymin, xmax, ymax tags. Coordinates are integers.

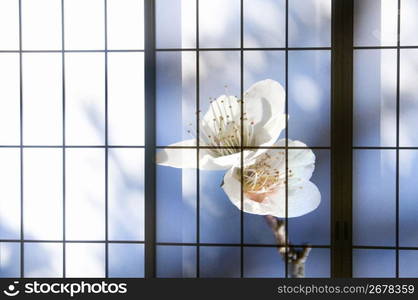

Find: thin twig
<box><xmin>265</xmin><ymin>215</ymin><xmax>311</xmax><ymax>278</ymax></box>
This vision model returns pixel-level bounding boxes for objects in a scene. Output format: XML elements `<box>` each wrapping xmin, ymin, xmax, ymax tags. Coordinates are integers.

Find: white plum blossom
<box><xmin>221</xmin><ymin>139</ymin><xmax>321</xmax><ymax>218</ymax></box>
<box><xmin>156</xmin><ymin>79</ymin><xmax>286</xmax><ymax>170</ymax></box>
<box><xmin>156</xmin><ymin>79</ymin><xmax>321</xmax><ymax>218</ymax></box>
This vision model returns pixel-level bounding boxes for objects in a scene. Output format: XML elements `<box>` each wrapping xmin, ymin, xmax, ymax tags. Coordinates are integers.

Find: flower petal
<box><xmin>240</xmin><ymin>139</ymin><xmax>315</xmax><ymax>180</ymax></box>
<box><xmin>255</xmin><ymin>114</ymin><xmax>287</xmax><ymax>147</ymax></box>
<box><xmin>156</xmin><ymin>139</ymin><xmax>244</xmax><ymax>170</ymax></box>
<box><xmin>156</xmin><ymin>139</ymin><xmax>199</xmax><ymax>169</ymax></box>
<box><xmin>222</xmin><ymin>168</ymin><xmax>320</xmax><ymax>218</ymax></box>
<box><xmin>200</xmin><ymin>151</ymin><xmax>240</xmax><ymax>170</ymax></box>
<box><xmin>284</xmin><ymin>179</ymin><xmax>321</xmax><ymax>217</ymax></box>
<box><xmin>276</xmin><ymin>139</ymin><xmax>316</xmax><ymax>180</ymax></box>
<box><xmin>244</xmin><ymin>79</ymin><xmax>285</xmax><ymax>131</ymax></box>
<box><xmin>207</xmin><ymin>150</ymin><xmax>257</xmax><ymax>169</ymax></box>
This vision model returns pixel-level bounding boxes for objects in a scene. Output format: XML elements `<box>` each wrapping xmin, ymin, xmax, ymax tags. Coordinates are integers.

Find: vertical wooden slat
<box><xmin>331</xmin><ymin>0</ymin><xmax>354</xmax><ymax>277</ymax></box>
<box><xmin>144</xmin><ymin>0</ymin><xmax>156</xmax><ymax>278</ymax></box>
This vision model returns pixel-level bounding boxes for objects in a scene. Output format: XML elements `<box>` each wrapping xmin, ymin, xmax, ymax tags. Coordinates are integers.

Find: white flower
<box><xmin>221</xmin><ymin>139</ymin><xmax>321</xmax><ymax>218</ymax></box>
<box><xmin>156</xmin><ymin>79</ymin><xmax>286</xmax><ymax>170</ymax></box>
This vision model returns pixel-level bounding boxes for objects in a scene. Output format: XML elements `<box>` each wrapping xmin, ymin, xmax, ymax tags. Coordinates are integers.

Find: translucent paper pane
<box><xmin>65</xmin><ymin>53</ymin><xmax>105</xmax><ymax>145</ymax></box>
<box><xmin>400</xmin><ymin>0</ymin><xmax>418</xmax><ymax>46</ymax></box>
<box><xmin>353</xmin><ymin>249</ymin><xmax>396</xmax><ymax>277</ymax></box>
<box><xmin>23</xmin><ymin>54</ymin><xmax>62</xmax><ymax>145</ymax></box>
<box><xmin>108</xmin><ymin>149</ymin><xmax>144</xmax><ymax>241</ymax></box>
<box><xmin>243</xmin><ymin>247</ymin><xmax>284</xmax><ymax>278</ymax></box>
<box><xmin>243</xmin><ymin>0</ymin><xmax>285</xmax><ymax>48</ymax></box>
<box><xmin>66</xmin><ymin>149</ymin><xmax>105</xmax><ymax>240</ymax></box>
<box><xmin>288</xmin><ymin>50</ymin><xmax>330</xmax><ymax>147</ymax></box>
<box><xmin>244</xmin><ymin>51</ymin><xmax>285</xmax><ymax>91</ymax></box>
<box><xmin>156</xmin><ymin>246</ymin><xmax>196</xmax><ymax>278</ymax></box>
<box><xmin>400</xmin><ymin>150</ymin><xmax>418</xmax><ymax>247</ymax></box>
<box><xmin>157</xmin><ymin>161</ymin><xmax>196</xmax><ymax>243</ymax></box>
<box><xmin>109</xmin><ymin>244</ymin><xmax>144</xmax><ymax>278</ymax></box>
<box><xmin>304</xmin><ymin>249</ymin><xmax>331</xmax><ymax>278</ymax></box>
<box><xmin>66</xmin><ymin>243</ymin><xmax>105</xmax><ymax>278</ymax></box>
<box><xmin>24</xmin><ymin>243</ymin><xmax>62</xmax><ymax>277</ymax></box>
<box><xmin>353</xmin><ymin>150</ymin><xmax>396</xmax><ymax>246</ymax></box>
<box><xmin>354</xmin><ymin>0</ymin><xmax>398</xmax><ymax>47</ymax></box>
<box><xmin>244</xmin><ymin>214</ymin><xmax>275</xmax><ymax>245</ymax></box>
<box><xmin>199</xmin><ymin>0</ymin><xmax>240</xmax><ymax>48</ymax></box>
<box><xmin>24</xmin><ymin>149</ymin><xmax>62</xmax><ymax>240</ymax></box>
<box><xmin>354</xmin><ymin>50</ymin><xmax>397</xmax><ymax>147</ymax></box>
<box><xmin>200</xmin><ymin>50</ymin><xmax>241</xmax><ymax>97</ymax></box>
<box><xmin>0</xmin><ymin>149</ymin><xmax>20</xmax><ymax>239</ymax></box>
<box><xmin>400</xmin><ymin>50</ymin><xmax>418</xmax><ymax>147</ymax></box>
<box><xmin>289</xmin><ymin>150</ymin><xmax>330</xmax><ymax>245</ymax></box>
<box><xmin>0</xmin><ymin>54</ymin><xmax>20</xmax><ymax>145</ymax></box>
<box><xmin>399</xmin><ymin>250</ymin><xmax>418</xmax><ymax>278</ymax></box>
<box><xmin>0</xmin><ymin>0</ymin><xmax>19</xmax><ymax>50</ymax></box>
<box><xmin>288</xmin><ymin>0</ymin><xmax>331</xmax><ymax>47</ymax></box>
<box><xmin>22</xmin><ymin>0</ymin><xmax>62</xmax><ymax>50</ymax></box>
<box><xmin>0</xmin><ymin>243</ymin><xmax>20</xmax><ymax>277</ymax></box>
<box><xmin>200</xmin><ymin>170</ymin><xmax>240</xmax><ymax>244</ymax></box>
<box><xmin>156</xmin><ymin>0</ymin><xmax>196</xmax><ymax>49</ymax></box>
<box><xmin>156</xmin><ymin>51</ymin><xmax>196</xmax><ymax>146</ymax></box>
<box><xmin>108</xmin><ymin>53</ymin><xmax>144</xmax><ymax>145</ymax></box>
<box><xmin>200</xmin><ymin>247</ymin><xmax>240</xmax><ymax>278</ymax></box>
<box><xmin>64</xmin><ymin>0</ymin><xmax>105</xmax><ymax>50</ymax></box>
<box><xmin>107</xmin><ymin>0</ymin><xmax>144</xmax><ymax>50</ymax></box>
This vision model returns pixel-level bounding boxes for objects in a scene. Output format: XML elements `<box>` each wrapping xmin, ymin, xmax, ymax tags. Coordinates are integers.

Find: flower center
<box><xmin>241</xmin><ymin>152</ymin><xmax>293</xmax><ymax>203</ymax></box>
<box><xmin>188</xmin><ymin>96</ymin><xmax>256</xmax><ymax>157</ymax></box>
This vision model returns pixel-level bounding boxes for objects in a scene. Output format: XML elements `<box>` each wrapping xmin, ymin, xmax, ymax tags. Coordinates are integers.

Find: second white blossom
<box><xmin>221</xmin><ymin>139</ymin><xmax>321</xmax><ymax>218</ymax></box>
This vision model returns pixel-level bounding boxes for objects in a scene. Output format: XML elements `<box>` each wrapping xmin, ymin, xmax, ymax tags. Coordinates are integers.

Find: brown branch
<box><xmin>265</xmin><ymin>215</ymin><xmax>311</xmax><ymax>278</ymax></box>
